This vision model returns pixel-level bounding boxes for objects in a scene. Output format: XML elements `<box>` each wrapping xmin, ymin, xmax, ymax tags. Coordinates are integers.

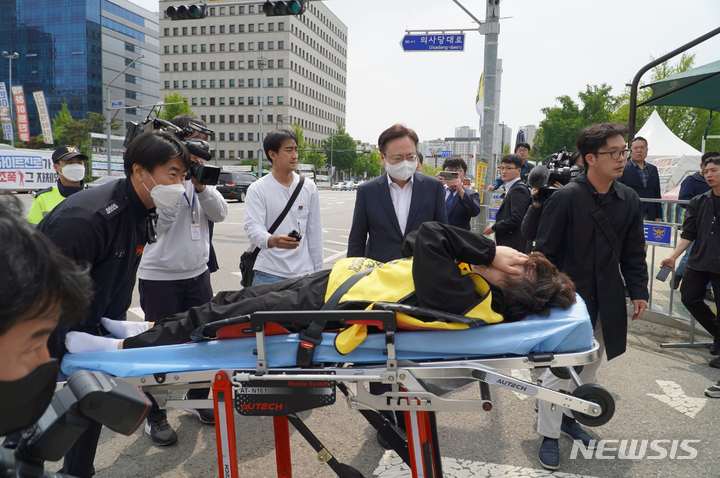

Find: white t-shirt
<box><xmin>243</xmin><ymin>172</ymin><xmax>323</xmax><ymax>278</ymax></box>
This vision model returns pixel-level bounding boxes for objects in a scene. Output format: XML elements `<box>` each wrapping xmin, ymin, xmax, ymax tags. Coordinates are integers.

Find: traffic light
<box><xmin>262</xmin><ymin>1</ymin><xmax>306</xmax><ymax>17</ymax></box>
<box><xmin>165</xmin><ymin>4</ymin><xmax>207</xmax><ymax>20</ymax></box>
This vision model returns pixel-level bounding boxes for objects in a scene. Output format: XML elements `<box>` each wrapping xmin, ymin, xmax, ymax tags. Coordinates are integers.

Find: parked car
<box><xmin>331</xmin><ymin>181</ymin><xmax>344</xmax><ymax>191</ymax></box>
<box><xmin>217</xmin><ymin>171</ymin><xmax>257</xmax><ymax>202</ymax></box>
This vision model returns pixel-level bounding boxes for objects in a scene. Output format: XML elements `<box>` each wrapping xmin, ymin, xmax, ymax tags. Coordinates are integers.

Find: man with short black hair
<box><xmin>662</xmin><ymin>153</ymin><xmax>720</xmax><ymax>367</ymax></box>
<box><xmin>27</xmin><ymin>146</ymin><xmax>89</xmax><ymax>224</ymax></box>
<box><xmin>441</xmin><ymin>157</ymin><xmax>481</xmax><ymax>229</ymax></box>
<box><xmin>39</xmin><ymin>131</ymin><xmax>191</xmax><ymax>477</ymax></box>
<box><xmin>243</xmin><ymin>129</ymin><xmax>322</xmax><ymax>286</ymax></box>
<box><xmin>484</xmin><ymin>154</ymin><xmax>531</xmax><ymax>251</ymax></box>
<box><xmin>533</xmin><ymin>123</ymin><xmax>648</xmax><ymax>471</ymax></box>
<box><xmin>488</xmin><ymin>142</ymin><xmax>533</xmax><ymax>191</ymax></box>
<box><xmin>619</xmin><ymin>136</ymin><xmax>662</xmax><ymax>220</ymax></box>
<box><xmin>348</xmin><ymin>124</ymin><xmax>447</xmax><ymax>262</ymax></box>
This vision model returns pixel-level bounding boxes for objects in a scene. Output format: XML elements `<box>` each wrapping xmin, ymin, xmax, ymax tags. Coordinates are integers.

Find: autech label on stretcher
<box><xmin>234</xmin><ymin>371</ymin><xmax>336</xmax><ymax>416</ymax></box>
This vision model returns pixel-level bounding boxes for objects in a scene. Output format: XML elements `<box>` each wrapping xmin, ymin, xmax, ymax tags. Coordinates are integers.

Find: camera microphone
<box><xmin>527</xmin><ymin>164</ymin><xmax>550</xmax><ymax>189</ymax></box>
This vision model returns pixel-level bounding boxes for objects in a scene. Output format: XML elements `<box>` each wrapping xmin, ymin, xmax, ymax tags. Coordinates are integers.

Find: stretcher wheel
<box><xmin>550</xmin><ymin>365</ymin><xmax>584</xmax><ymax>380</ymax></box>
<box><xmin>572</xmin><ymin>383</ymin><xmax>615</xmax><ymax>427</ymax></box>
<box><xmin>336</xmin><ymin>463</ymin><xmax>364</xmax><ymax>478</ymax></box>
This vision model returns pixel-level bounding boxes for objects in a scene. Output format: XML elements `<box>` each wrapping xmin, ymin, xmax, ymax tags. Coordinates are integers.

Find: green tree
<box><xmin>291</xmin><ymin>123</ymin><xmax>326</xmax><ymax>171</ymax></box>
<box><xmin>159</xmin><ymin>92</ymin><xmax>194</xmax><ymax>120</ymax></box>
<box><xmin>534</xmin><ymin>95</ymin><xmax>583</xmax><ymax>157</ymax></box>
<box><xmin>322</xmin><ymin>127</ymin><xmax>357</xmax><ymax>175</ymax></box>
<box><xmin>353</xmin><ymin>150</ymin><xmax>382</xmax><ymax>178</ymax></box>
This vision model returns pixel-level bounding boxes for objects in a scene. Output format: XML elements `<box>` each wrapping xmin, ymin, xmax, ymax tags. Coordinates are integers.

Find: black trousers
<box><xmin>139</xmin><ymin>270</ymin><xmax>214</xmax><ymax>421</ymax></box>
<box><xmin>126</xmin><ymin>271</ymin><xmax>329</xmax><ymax>349</ymax></box>
<box><xmin>681</xmin><ymin>267</ymin><xmax>720</xmax><ymax>340</ymax></box>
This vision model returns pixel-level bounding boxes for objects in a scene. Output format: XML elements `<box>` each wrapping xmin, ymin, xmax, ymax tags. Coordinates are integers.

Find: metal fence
<box><xmin>471</xmin><ymin>196</ymin><xmax>712</xmax><ymax>349</ymax></box>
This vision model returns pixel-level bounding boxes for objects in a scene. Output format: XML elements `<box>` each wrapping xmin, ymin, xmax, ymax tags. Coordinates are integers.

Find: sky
<box><xmin>131</xmin><ymin>0</ymin><xmax>720</xmax><ymax>144</ymax></box>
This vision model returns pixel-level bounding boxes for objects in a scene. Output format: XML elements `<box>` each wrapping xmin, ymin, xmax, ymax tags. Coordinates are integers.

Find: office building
<box><xmin>158</xmin><ymin>0</ymin><xmax>348</xmax><ymax>165</ymax></box>
<box><xmin>0</xmin><ymin>0</ymin><xmax>160</xmax><ymax>138</ymax></box>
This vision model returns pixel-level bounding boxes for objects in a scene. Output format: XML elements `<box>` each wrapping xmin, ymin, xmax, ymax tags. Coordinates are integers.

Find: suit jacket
<box><xmin>348</xmin><ymin>173</ymin><xmax>448</xmax><ymax>262</ymax></box>
<box><xmin>619</xmin><ymin>161</ymin><xmax>662</xmax><ymax>220</ymax></box>
<box><xmin>445</xmin><ymin>187</ymin><xmax>481</xmax><ymax>230</ymax></box>
<box><xmin>493</xmin><ymin>180</ymin><xmax>531</xmax><ymax>252</ymax></box>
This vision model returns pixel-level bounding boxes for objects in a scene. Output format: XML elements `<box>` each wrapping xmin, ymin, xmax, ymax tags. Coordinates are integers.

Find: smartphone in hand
<box><xmin>656</xmin><ymin>266</ymin><xmax>672</xmax><ymax>282</ymax></box>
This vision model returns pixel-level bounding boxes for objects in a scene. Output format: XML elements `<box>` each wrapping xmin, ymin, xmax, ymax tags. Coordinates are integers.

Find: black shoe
<box><xmin>144</xmin><ymin>418</ymin><xmax>178</xmax><ymax>446</ymax></box>
<box><xmin>561</xmin><ymin>416</ymin><xmax>596</xmax><ymax>449</ymax></box>
<box><xmin>188</xmin><ymin>408</ymin><xmax>215</xmax><ymax>425</ymax></box>
<box><xmin>538</xmin><ymin>437</ymin><xmax>560</xmax><ymax>471</ymax></box>
<box><xmin>376</xmin><ymin>431</ymin><xmax>392</xmax><ymax>450</ymax></box>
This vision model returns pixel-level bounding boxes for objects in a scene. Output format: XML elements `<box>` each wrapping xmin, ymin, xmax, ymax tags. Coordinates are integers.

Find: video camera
<box><xmin>1</xmin><ymin>371</ymin><xmax>150</xmax><ymax>478</ymax></box>
<box><xmin>125</xmin><ymin>107</ymin><xmax>221</xmax><ymax>186</ymax></box>
<box><xmin>527</xmin><ymin>149</ymin><xmax>582</xmax><ymax>202</ymax></box>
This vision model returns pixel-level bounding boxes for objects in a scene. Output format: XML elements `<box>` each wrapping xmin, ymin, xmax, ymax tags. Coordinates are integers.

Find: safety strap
<box><xmin>248</xmin><ymin>175</ymin><xmax>305</xmax><ymax>257</ymax></box>
<box><xmin>296</xmin><ymin>268</ymin><xmax>373</xmax><ymax>368</ymax></box>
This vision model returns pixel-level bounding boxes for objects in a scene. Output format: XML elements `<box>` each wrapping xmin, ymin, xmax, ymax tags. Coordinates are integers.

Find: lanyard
<box><xmin>183</xmin><ymin>189</ymin><xmax>199</xmax><ymax>224</ymax></box>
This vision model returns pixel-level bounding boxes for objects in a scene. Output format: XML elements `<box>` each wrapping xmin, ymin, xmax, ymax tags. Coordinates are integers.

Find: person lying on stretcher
<box><xmin>66</xmin><ymin>222</ymin><xmax>576</xmax><ymax>354</ymax></box>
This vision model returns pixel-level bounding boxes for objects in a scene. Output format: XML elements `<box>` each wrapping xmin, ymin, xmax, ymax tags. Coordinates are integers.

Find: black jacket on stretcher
<box><xmin>124</xmin><ymin>222</ymin><xmax>506</xmax><ymax>350</ymax></box>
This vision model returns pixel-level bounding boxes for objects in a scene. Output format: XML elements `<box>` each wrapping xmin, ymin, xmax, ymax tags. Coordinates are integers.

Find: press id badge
<box><xmin>191</xmin><ymin>223</ymin><xmax>201</xmax><ymax>241</ymax></box>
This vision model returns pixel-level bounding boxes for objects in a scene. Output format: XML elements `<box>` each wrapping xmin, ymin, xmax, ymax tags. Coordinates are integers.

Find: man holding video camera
<box><xmin>34</xmin><ymin>131</ymin><xmax>192</xmax><ymax>477</ymax></box>
<box><xmin>134</xmin><ymin>117</ymin><xmax>227</xmax><ymax>445</ymax></box>
<box><xmin>533</xmin><ymin>123</ymin><xmax>648</xmax><ymax>471</ymax></box>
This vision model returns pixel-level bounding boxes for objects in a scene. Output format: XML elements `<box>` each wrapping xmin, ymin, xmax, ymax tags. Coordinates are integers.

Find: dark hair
<box><xmin>501</xmin><ymin>252</ymin><xmax>576</xmax><ymax>322</ymax></box>
<box><xmin>576</xmin><ymin>123</ymin><xmax>627</xmax><ymax>159</ymax></box>
<box><xmin>442</xmin><ymin>157</ymin><xmax>468</xmax><ymax>173</ymax></box>
<box><xmin>123</xmin><ymin>131</ymin><xmax>191</xmax><ymax>177</ymax></box>
<box><xmin>0</xmin><ymin>197</ymin><xmax>92</xmax><ymax>336</ymax></box>
<box><xmin>501</xmin><ymin>154</ymin><xmax>523</xmax><ymax>169</ymax></box>
<box><xmin>631</xmin><ymin>136</ymin><xmax>648</xmax><ymax>146</ymax></box>
<box><xmin>417</xmin><ymin>151</ymin><xmax>424</xmax><ymax>165</ymax></box>
<box><xmin>378</xmin><ymin>124</ymin><xmax>419</xmax><ymax>154</ymax></box>
<box><xmin>515</xmin><ymin>142</ymin><xmax>531</xmax><ymax>153</ymax></box>
<box><xmin>263</xmin><ymin>129</ymin><xmax>297</xmax><ymax>163</ymax></box>
<box><xmin>171</xmin><ymin>114</ymin><xmax>205</xmax><ymax>129</ymax></box>
<box><xmin>701</xmin><ymin>151</ymin><xmax>720</xmax><ymax>167</ymax></box>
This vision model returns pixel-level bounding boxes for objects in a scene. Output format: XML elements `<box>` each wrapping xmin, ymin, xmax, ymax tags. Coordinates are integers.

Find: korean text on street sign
<box><xmin>402</xmin><ymin>34</ymin><xmax>465</xmax><ymax>52</ymax></box>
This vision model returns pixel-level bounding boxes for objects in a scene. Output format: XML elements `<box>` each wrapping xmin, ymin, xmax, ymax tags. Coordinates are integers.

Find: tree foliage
<box><xmin>159</xmin><ymin>92</ymin><xmax>194</xmax><ymax>121</ymax></box>
<box><xmin>322</xmin><ymin>127</ymin><xmax>357</xmax><ymax>173</ymax></box>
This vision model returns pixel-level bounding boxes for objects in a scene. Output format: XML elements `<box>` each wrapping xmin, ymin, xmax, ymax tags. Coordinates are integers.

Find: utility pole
<box><xmin>478</xmin><ymin>0</ymin><xmax>500</xmax><ymax>214</ymax></box>
<box><xmin>105</xmin><ymin>54</ymin><xmax>143</xmax><ymax>175</ymax></box>
<box><xmin>257</xmin><ymin>56</ymin><xmax>266</xmax><ymax>177</ymax></box>
<box><xmin>329</xmin><ymin>132</ymin><xmax>334</xmax><ymax>186</ymax></box>
<box><xmin>2</xmin><ymin>51</ymin><xmax>19</xmax><ymax>147</ymax></box>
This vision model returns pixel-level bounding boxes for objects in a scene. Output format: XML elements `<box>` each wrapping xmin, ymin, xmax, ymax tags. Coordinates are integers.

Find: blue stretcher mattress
<box><xmin>62</xmin><ymin>296</ymin><xmax>593</xmax><ymax>378</ymax></box>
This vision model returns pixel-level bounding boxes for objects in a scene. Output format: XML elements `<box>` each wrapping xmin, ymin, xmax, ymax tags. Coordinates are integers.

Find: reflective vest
<box><xmin>27</xmin><ymin>186</ymin><xmax>65</xmax><ymax>225</ymax></box>
<box><xmin>327</xmin><ymin>257</ymin><xmax>504</xmax><ymax>354</ymax></box>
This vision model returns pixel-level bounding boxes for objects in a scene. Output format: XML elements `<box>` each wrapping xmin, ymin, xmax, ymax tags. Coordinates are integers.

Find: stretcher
<box><xmin>61</xmin><ymin>297</ymin><xmax>614</xmax><ymax>478</ymax></box>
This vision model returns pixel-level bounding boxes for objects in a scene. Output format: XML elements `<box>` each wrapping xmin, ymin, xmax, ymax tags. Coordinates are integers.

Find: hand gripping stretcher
<box><xmin>62</xmin><ymin>296</ymin><xmax>615</xmax><ymax>478</ymax></box>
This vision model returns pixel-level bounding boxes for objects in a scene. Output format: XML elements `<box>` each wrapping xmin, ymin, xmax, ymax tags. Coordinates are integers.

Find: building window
<box><xmin>268</xmin><ymin>22</ymin><xmax>274</xmax><ymax>32</ymax></box>
<box><xmin>278</xmin><ymin>59</ymin><xmax>284</xmax><ymax>69</ymax></box>
<box><xmin>267</xmin><ymin>97</ymin><xmax>273</xmax><ymax>106</ymax></box>
<box><xmin>191</xmin><ymin>97</ymin><xmax>197</xmax><ymax>106</ymax></box>
<box><xmin>239</xmin><ymin>115</ymin><xmax>244</xmax><ymax>123</ymax></box>
<box><xmin>219</xmin><ymin>115</ymin><xmax>225</xmax><ymax>123</ymax></box>
<box><xmin>191</xmin><ymin>80</ymin><xmax>197</xmax><ymax>88</ymax></box>
<box><xmin>127</xmin><ymin>108</ymin><xmax>137</xmax><ymax>116</ymax></box>
<box><xmin>209</xmin><ymin>115</ymin><xmax>216</xmax><ymax>123</ymax></box>
<box><xmin>277</xmin><ymin>96</ymin><xmax>284</xmax><ymax>105</ymax></box>
<box><xmin>266</xmin><ymin>78</ymin><xmax>273</xmax><ymax>87</ymax></box>
<box><xmin>182</xmin><ymin>62</ymin><xmax>188</xmax><ymax>71</ymax></box>
<box><xmin>248</xmin><ymin>150</ymin><xmax>254</xmax><ymax>159</ymax></box>
<box><xmin>248</xmin><ymin>60</ymin><xmax>254</xmax><ymax>69</ymax></box>
<box><xmin>267</xmin><ymin>59</ymin><xmax>274</xmax><ymax>69</ymax></box>
<box><xmin>229</xmin><ymin>61</ymin><xmax>235</xmax><ymax>70</ymax></box>
<box><xmin>229</xmin><ymin>114</ymin><xmax>235</xmax><ymax>123</ymax></box>
<box><xmin>248</xmin><ymin>79</ymin><xmax>254</xmax><ymax>88</ymax></box>
<box><xmin>173</xmin><ymin>80</ymin><xmax>179</xmax><ymax>88</ymax></box>
<box><xmin>219</xmin><ymin>97</ymin><xmax>225</xmax><ymax>106</ymax></box>
<box><xmin>258</xmin><ymin>42</ymin><xmax>264</xmax><ymax>51</ymax></box>
<box><xmin>192</xmin><ymin>26</ymin><xmax>197</xmax><ymax>35</ymax></box>
<box><xmin>164</xmin><ymin>63</ymin><xmax>170</xmax><ymax>72</ymax></box>
<box><xmin>126</xmin><ymin>74</ymin><xmax>137</xmax><ymax>83</ymax></box>
<box><xmin>239</xmin><ymin>6</ymin><xmax>245</xmax><ymax>15</ymax></box>
<box><xmin>219</xmin><ymin>132</ymin><xmax>225</xmax><ymax>141</ymax></box>
<box><xmin>229</xmin><ymin>24</ymin><xmax>235</xmax><ymax>34</ymax></box>
<box><xmin>182</xmin><ymin>80</ymin><xmax>188</xmax><ymax>88</ymax></box>
<box><xmin>164</xmin><ymin>80</ymin><xmax>170</xmax><ymax>89</ymax></box>
<box><xmin>239</xmin><ymin>24</ymin><xmax>245</xmax><ymax>33</ymax></box>
<box><xmin>229</xmin><ymin>132</ymin><xmax>235</xmax><ymax>141</ymax></box>
<box><xmin>191</xmin><ymin>62</ymin><xmax>197</xmax><ymax>71</ymax></box>
<box><xmin>210</xmin><ymin>25</ymin><xmax>216</xmax><ymax>34</ymax></box>
<box><xmin>278</xmin><ymin>40</ymin><xmax>284</xmax><ymax>50</ymax></box>
<box><xmin>210</xmin><ymin>44</ymin><xmax>215</xmax><ymax>52</ymax></box>
<box><xmin>163</xmin><ymin>27</ymin><xmax>169</xmax><ymax>36</ymax></box>
<box><xmin>248</xmin><ymin>24</ymin><xmax>255</xmax><ymax>33</ymax></box>
<box><xmin>277</xmin><ymin>77</ymin><xmax>284</xmax><ymax>87</ymax></box>
<box><xmin>164</xmin><ymin>45</ymin><xmax>170</xmax><ymax>54</ymax></box>
<box><xmin>239</xmin><ymin>42</ymin><xmax>245</xmax><ymax>51</ymax></box>
<box><xmin>200</xmin><ymin>97</ymin><xmax>207</xmax><ymax>106</ymax></box>
<box><xmin>248</xmin><ymin>42</ymin><xmax>255</xmax><ymax>51</ymax></box>
<box><xmin>278</xmin><ymin>22</ymin><xmax>285</xmax><ymax>31</ymax></box>
<box><xmin>268</xmin><ymin>41</ymin><xmax>275</xmax><ymax>50</ymax></box>
<box><xmin>201</xmin><ymin>26</ymin><xmax>206</xmax><ymax>35</ymax></box>
<box><xmin>210</xmin><ymin>79</ymin><xmax>216</xmax><ymax>88</ymax></box>
<box><xmin>267</xmin><ymin>114</ymin><xmax>273</xmax><ymax>123</ymax></box>
<box><xmin>209</xmin><ymin>62</ymin><xmax>216</xmax><ymax>70</ymax></box>
<box><xmin>182</xmin><ymin>45</ymin><xmax>188</xmax><ymax>53</ymax></box>
<box><xmin>201</xmin><ymin>79</ymin><xmax>207</xmax><ymax>88</ymax></box>
<box><xmin>219</xmin><ymin>25</ymin><xmax>225</xmax><ymax>34</ymax></box>
<box><xmin>201</xmin><ymin>44</ymin><xmax>207</xmax><ymax>53</ymax></box>
<box><xmin>219</xmin><ymin>61</ymin><xmax>225</xmax><ymax>70</ymax></box>
<box><xmin>182</xmin><ymin>26</ymin><xmax>188</xmax><ymax>36</ymax></box>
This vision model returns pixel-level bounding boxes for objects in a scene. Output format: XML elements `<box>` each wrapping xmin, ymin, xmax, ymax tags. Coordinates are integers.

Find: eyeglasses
<box><xmin>386</xmin><ymin>154</ymin><xmax>418</xmax><ymax>164</ymax></box>
<box><xmin>499</xmin><ymin>166</ymin><xmax>518</xmax><ymax>171</ymax></box>
<box><xmin>596</xmin><ymin>149</ymin><xmax>630</xmax><ymax>161</ymax></box>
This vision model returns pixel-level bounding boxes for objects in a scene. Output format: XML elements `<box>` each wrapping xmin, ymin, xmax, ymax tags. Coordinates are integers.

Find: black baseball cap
<box><xmin>52</xmin><ymin>146</ymin><xmax>88</xmax><ymax>163</ymax></box>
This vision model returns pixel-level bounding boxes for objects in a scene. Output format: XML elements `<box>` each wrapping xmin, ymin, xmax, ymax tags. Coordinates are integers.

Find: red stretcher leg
<box><xmin>403</xmin><ymin>411</ymin><xmax>443</xmax><ymax>478</ymax></box>
<box><xmin>213</xmin><ymin>371</ymin><xmax>239</xmax><ymax>478</ymax></box>
<box><xmin>273</xmin><ymin>416</ymin><xmax>292</xmax><ymax>478</ymax></box>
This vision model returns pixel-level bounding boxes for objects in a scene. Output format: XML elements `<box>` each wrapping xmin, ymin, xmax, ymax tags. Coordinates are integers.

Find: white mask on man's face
<box><xmin>61</xmin><ymin>163</ymin><xmax>85</xmax><ymax>182</ymax></box>
<box><xmin>142</xmin><ymin>173</ymin><xmax>185</xmax><ymax>210</ymax></box>
<box><xmin>385</xmin><ymin>160</ymin><xmax>417</xmax><ymax>182</ymax></box>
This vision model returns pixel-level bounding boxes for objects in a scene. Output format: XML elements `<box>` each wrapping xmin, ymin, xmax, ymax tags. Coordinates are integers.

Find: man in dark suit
<box><xmin>348</xmin><ymin>124</ymin><xmax>447</xmax><ymax>262</ymax></box>
<box><xmin>619</xmin><ymin>136</ymin><xmax>662</xmax><ymax>220</ymax></box>
<box><xmin>441</xmin><ymin>157</ymin><xmax>481</xmax><ymax>230</ymax></box>
<box><xmin>484</xmin><ymin>154</ymin><xmax>531</xmax><ymax>252</ymax></box>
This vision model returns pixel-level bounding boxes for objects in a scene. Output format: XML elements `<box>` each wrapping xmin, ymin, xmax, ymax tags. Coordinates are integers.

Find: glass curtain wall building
<box><xmin>0</xmin><ymin>0</ymin><xmax>159</xmax><ymax>139</ymax></box>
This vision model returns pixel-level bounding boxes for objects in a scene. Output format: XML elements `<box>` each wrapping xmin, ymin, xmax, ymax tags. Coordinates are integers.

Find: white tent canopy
<box><xmin>634</xmin><ymin>110</ymin><xmax>702</xmax><ymax>195</ymax></box>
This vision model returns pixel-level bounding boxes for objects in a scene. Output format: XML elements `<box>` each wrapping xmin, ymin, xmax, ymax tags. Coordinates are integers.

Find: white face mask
<box><xmin>61</xmin><ymin>163</ymin><xmax>85</xmax><ymax>182</ymax></box>
<box><xmin>143</xmin><ymin>173</ymin><xmax>185</xmax><ymax>210</ymax></box>
<box><xmin>385</xmin><ymin>160</ymin><xmax>417</xmax><ymax>182</ymax></box>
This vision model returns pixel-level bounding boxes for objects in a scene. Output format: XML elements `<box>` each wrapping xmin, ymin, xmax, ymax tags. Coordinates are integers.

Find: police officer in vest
<box><xmin>27</xmin><ymin>146</ymin><xmax>88</xmax><ymax>224</ymax></box>
<box><xmin>36</xmin><ymin>132</ymin><xmax>191</xmax><ymax>477</ymax></box>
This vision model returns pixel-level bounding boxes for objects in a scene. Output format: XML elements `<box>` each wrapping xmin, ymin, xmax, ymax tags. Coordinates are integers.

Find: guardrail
<box><xmin>471</xmin><ymin>196</ymin><xmax>712</xmax><ymax>350</ymax></box>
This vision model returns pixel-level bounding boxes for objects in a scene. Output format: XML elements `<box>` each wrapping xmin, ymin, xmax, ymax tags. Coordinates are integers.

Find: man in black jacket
<box><xmin>484</xmin><ymin>154</ymin><xmax>531</xmax><ymax>252</ymax></box>
<box><xmin>619</xmin><ymin>136</ymin><xmax>663</xmax><ymax>220</ymax></box>
<box><xmin>661</xmin><ymin>153</ymin><xmax>720</xmax><ymax>366</ymax></box>
<box><xmin>533</xmin><ymin>123</ymin><xmax>648</xmax><ymax>471</ymax></box>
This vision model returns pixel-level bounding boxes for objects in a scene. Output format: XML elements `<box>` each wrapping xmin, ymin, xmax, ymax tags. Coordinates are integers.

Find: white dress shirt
<box><xmin>387</xmin><ymin>174</ymin><xmax>414</xmax><ymax>235</ymax></box>
<box><xmin>502</xmin><ymin>176</ymin><xmax>521</xmax><ymax>192</ymax></box>
<box><xmin>244</xmin><ymin>172</ymin><xmax>323</xmax><ymax>278</ymax></box>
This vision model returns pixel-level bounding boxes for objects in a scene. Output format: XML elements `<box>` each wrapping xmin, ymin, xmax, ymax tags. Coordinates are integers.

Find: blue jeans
<box><xmin>676</xmin><ymin>242</ymin><xmax>694</xmax><ymax>279</ymax></box>
<box><xmin>252</xmin><ymin>270</ymin><xmax>287</xmax><ymax>286</ymax></box>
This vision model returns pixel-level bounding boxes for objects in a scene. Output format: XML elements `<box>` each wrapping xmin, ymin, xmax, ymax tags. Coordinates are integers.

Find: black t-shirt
<box><xmin>685</xmin><ymin>192</ymin><xmax>720</xmax><ymax>273</ymax></box>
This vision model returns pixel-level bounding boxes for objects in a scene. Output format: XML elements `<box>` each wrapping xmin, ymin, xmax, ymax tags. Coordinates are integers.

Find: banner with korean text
<box><xmin>0</xmin><ymin>82</ymin><xmax>13</xmax><ymax>141</ymax></box>
<box><xmin>32</xmin><ymin>91</ymin><xmax>54</xmax><ymax>144</ymax></box>
<box><xmin>10</xmin><ymin>86</ymin><xmax>30</xmax><ymax>142</ymax></box>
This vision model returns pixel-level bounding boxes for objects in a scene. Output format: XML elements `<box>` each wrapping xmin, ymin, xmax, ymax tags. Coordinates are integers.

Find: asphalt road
<box><xmin>12</xmin><ymin>190</ymin><xmax>720</xmax><ymax>478</ymax></box>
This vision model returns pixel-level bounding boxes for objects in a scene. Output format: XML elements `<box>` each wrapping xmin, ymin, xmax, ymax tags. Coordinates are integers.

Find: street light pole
<box><xmin>329</xmin><ymin>132</ymin><xmax>334</xmax><ymax>187</ymax></box>
<box><xmin>105</xmin><ymin>54</ymin><xmax>143</xmax><ymax>175</ymax></box>
<box><xmin>257</xmin><ymin>56</ymin><xmax>266</xmax><ymax>177</ymax></box>
<box><xmin>2</xmin><ymin>51</ymin><xmax>19</xmax><ymax>147</ymax></box>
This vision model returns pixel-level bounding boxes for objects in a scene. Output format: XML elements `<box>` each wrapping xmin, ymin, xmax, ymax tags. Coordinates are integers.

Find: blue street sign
<box><xmin>644</xmin><ymin>223</ymin><xmax>674</xmax><ymax>247</ymax></box>
<box><xmin>402</xmin><ymin>33</ymin><xmax>465</xmax><ymax>52</ymax></box>
<box><xmin>439</xmin><ymin>150</ymin><xmax>453</xmax><ymax>158</ymax></box>
<box><xmin>488</xmin><ymin>208</ymin><xmax>498</xmax><ymax>221</ymax></box>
